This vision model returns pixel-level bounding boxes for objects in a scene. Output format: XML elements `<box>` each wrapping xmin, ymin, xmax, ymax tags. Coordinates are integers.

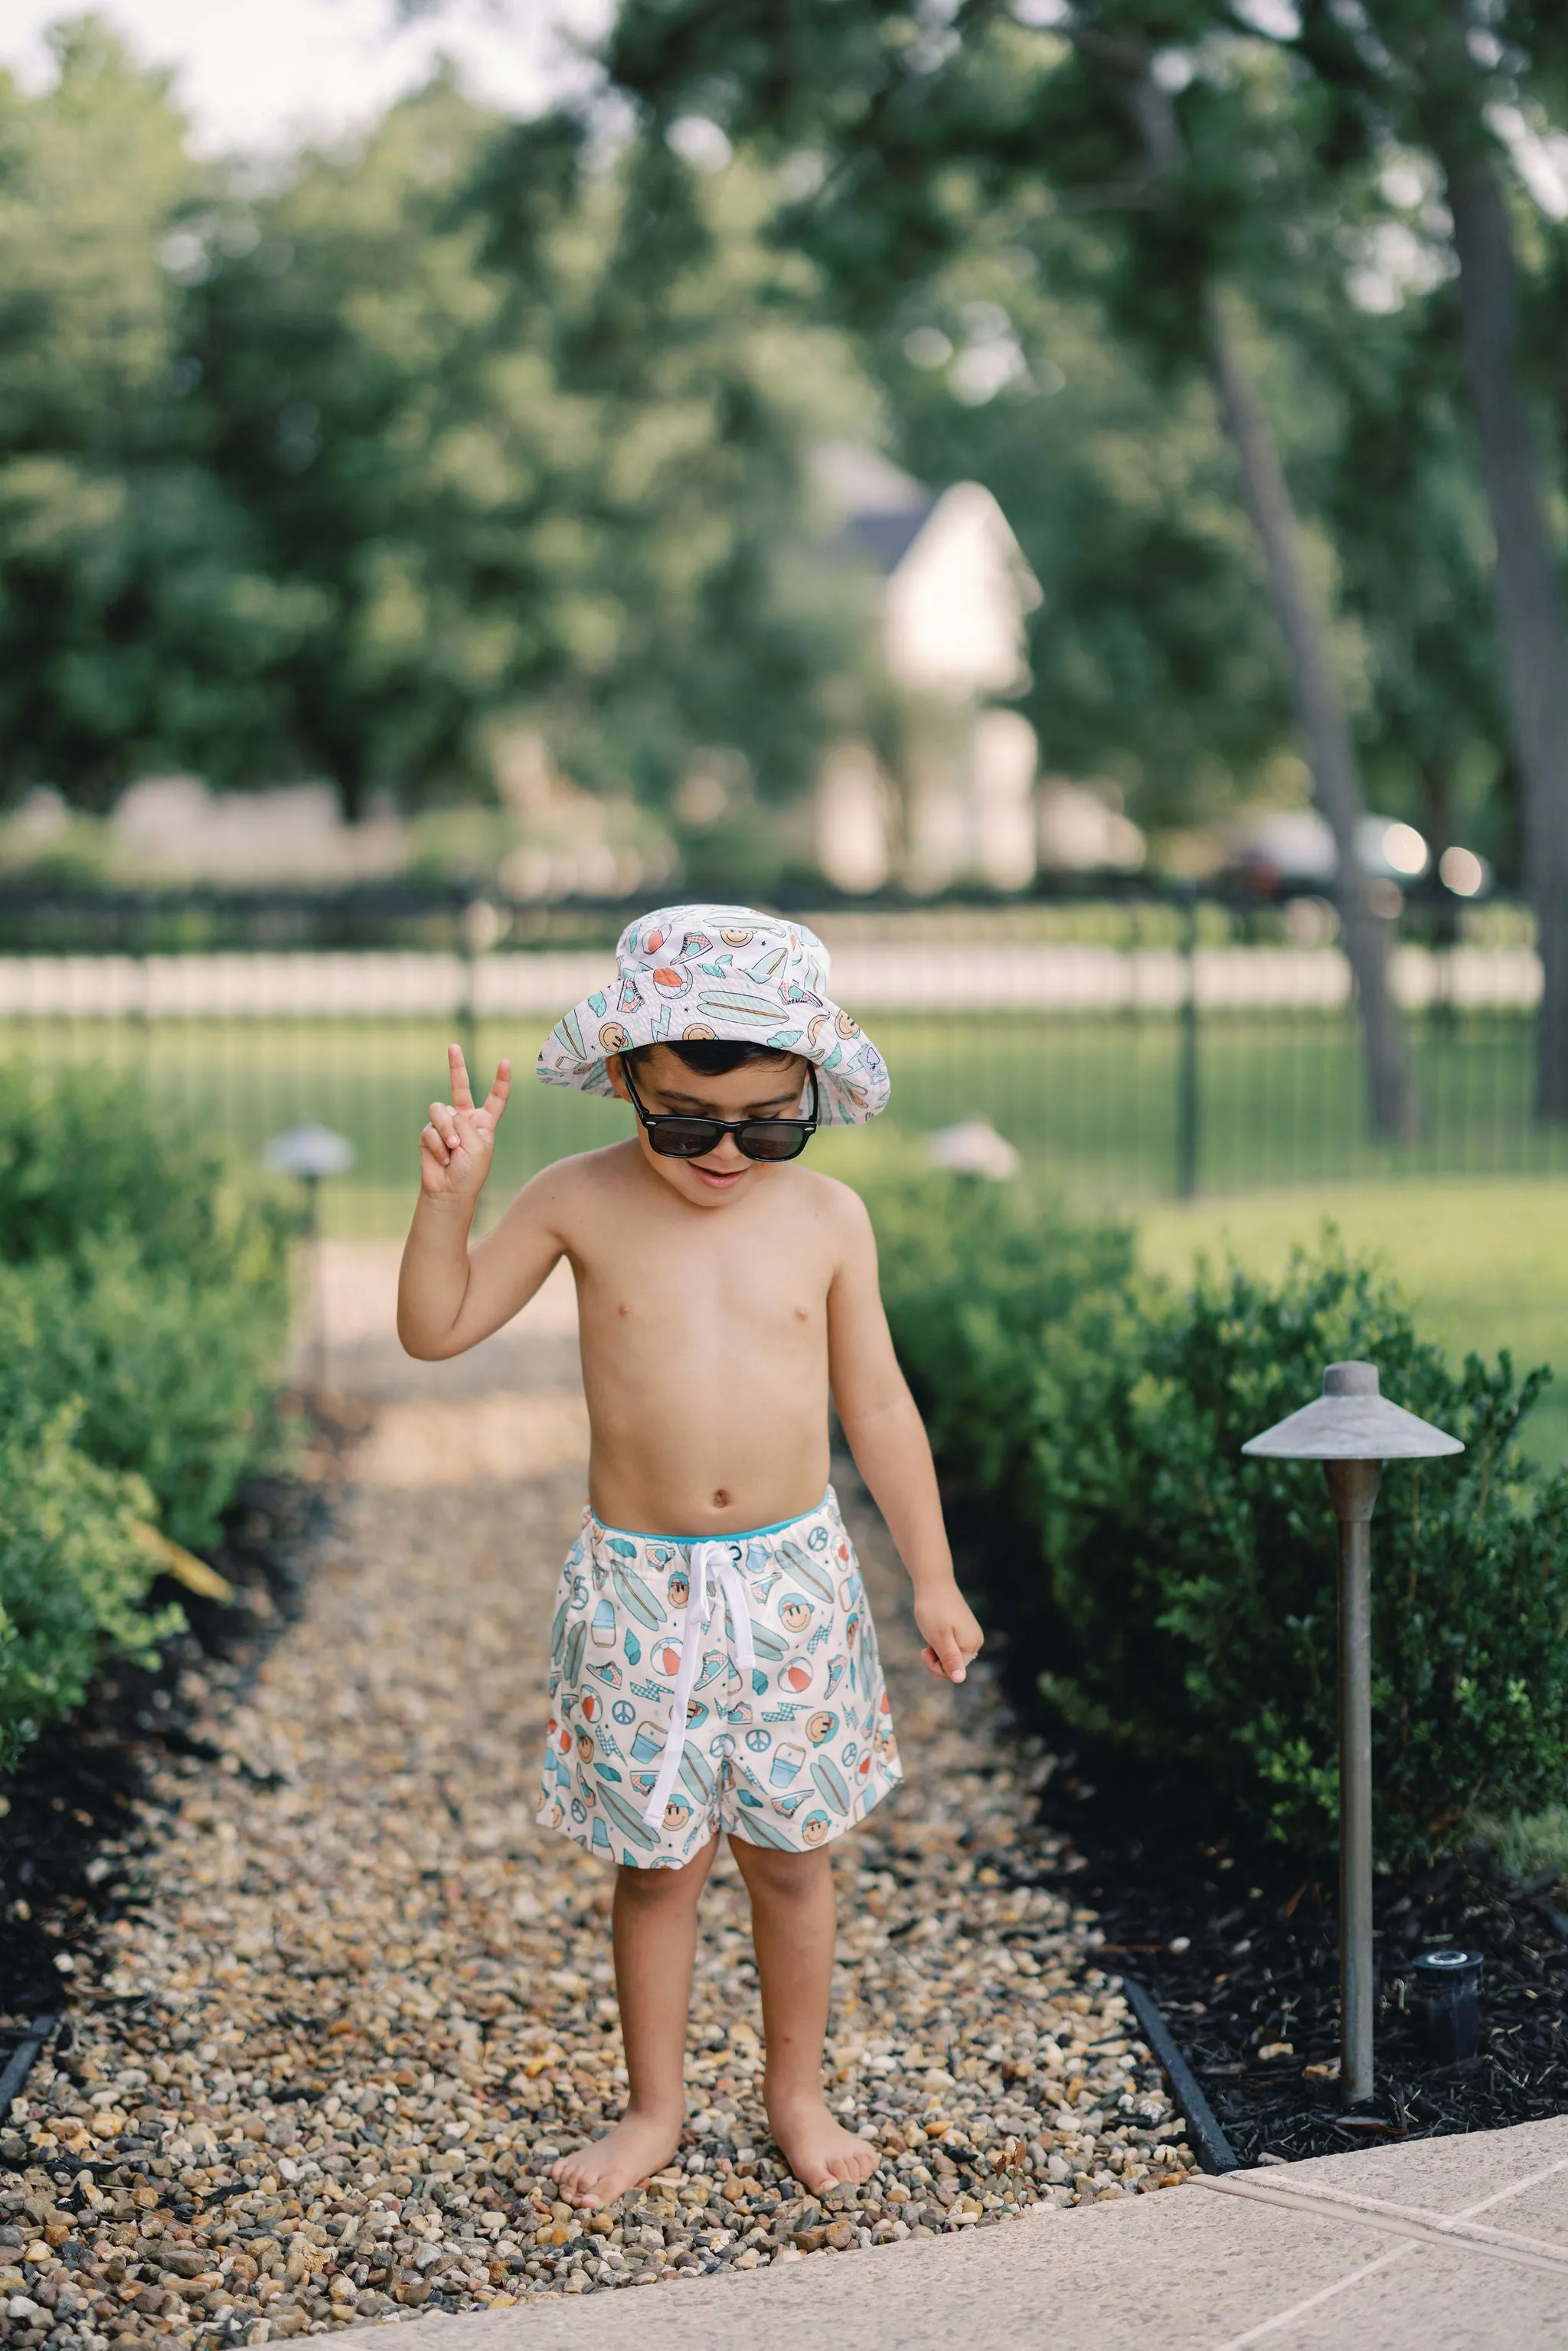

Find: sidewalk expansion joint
<box><xmin>1194</xmin><ymin>2157</ymin><xmax>1568</xmax><ymax>2278</ymax></box>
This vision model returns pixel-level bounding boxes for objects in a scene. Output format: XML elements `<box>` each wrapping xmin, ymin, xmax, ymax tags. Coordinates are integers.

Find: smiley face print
<box><xmin>805</xmin><ymin>1709</ymin><xmax>838</xmax><ymax>1747</ymax></box>
<box><xmin>779</xmin><ymin>1595</ymin><xmax>814</xmax><ymax>1636</ymax></box>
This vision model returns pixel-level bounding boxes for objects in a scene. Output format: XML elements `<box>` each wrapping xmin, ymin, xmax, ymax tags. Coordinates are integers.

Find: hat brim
<box><xmin>536</xmin><ymin>979</ymin><xmax>890</xmax><ymax>1126</ymax></box>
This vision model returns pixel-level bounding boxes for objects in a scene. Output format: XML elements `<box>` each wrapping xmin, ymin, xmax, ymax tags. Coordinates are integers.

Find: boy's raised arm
<box><xmin>825</xmin><ymin>1187</ymin><xmax>982</xmax><ymax>1683</ymax></box>
<box><xmin>397</xmin><ymin>1043</ymin><xmax>567</xmax><ymax>1360</ymax></box>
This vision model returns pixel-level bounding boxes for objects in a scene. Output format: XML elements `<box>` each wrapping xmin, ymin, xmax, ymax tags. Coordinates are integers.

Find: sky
<box><xmin>2</xmin><ymin>0</ymin><xmax>616</xmax><ymax>153</ymax></box>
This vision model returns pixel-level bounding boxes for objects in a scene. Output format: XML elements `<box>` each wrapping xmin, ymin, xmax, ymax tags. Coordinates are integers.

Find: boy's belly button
<box><xmin>713</xmin><ymin>1488</ymin><xmax>730</xmax><ymax>1508</ymax></box>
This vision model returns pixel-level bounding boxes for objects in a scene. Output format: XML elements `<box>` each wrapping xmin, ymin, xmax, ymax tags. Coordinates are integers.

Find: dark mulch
<box><xmin>0</xmin><ymin>1451</ymin><xmax>337</xmax><ymax>2092</ymax></box>
<box><xmin>1019</xmin><ymin>1749</ymin><xmax>1568</xmax><ymax>2166</ymax></box>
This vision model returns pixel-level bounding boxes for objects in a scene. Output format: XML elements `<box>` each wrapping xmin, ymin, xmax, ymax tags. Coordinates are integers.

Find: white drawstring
<box><xmin>640</xmin><ymin>1542</ymin><xmax>756</xmax><ymax>1827</ymax></box>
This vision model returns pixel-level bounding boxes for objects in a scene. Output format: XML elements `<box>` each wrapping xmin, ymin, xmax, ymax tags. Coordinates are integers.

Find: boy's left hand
<box><xmin>915</xmin><ymin>1583</ymin><xmax>984</xmax><ymax>1683</ymax></box>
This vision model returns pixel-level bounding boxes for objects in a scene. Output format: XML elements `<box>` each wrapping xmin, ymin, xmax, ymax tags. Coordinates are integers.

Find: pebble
<box><xmin>1</xmin><ymin>1393</ymin><xmax>1191</xmax><ymax>2346</ymax></box>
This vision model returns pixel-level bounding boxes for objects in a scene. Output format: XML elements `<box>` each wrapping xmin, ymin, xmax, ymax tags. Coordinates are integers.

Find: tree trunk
<box><xmin>1204</xmin><ymin>287</ymin><xmax>1419</xmax><ymax>1138</ymax></box>
<box><xmin>1099</xmin><ymin>41</ymin><xmax>1419</xmax><ymax>1138</ymax></box>
<box><xmin>1437</xmin><ymin>136</ymin><xmax>1568</xmax><ymax>1117</ymax></box>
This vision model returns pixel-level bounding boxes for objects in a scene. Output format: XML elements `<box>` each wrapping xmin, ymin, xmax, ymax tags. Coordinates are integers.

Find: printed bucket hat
<box><xmin>535</xmin><ymin>903</ymin><xmax>890</xmax><ymax>1127</ymax></box>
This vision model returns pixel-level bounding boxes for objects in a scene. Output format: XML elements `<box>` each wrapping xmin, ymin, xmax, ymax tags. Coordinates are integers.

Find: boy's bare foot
<box><xmin>766</xmin><ymin>2091</ymin><xmax>880</xmax><ymax>2196</ymax></box>
<box><xmin>550</xmin><ymin>2111</ymin><xmax>681</xmax><ymax>2210</ymax></box>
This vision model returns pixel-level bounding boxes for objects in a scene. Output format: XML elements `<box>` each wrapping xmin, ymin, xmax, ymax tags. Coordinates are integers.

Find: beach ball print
<box><xmin>652</xmin><ymin>965</ymin><xmax>691</xmax><ymax>998</ymax></box>
<box><xmin>654</xmin><ymin>1639</ymin><xmax>683</xmax><ymax>1677</ymax></box>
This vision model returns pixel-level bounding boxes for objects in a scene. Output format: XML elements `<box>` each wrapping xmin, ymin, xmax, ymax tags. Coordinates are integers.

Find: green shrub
<box><xmin>0</xmin><ymin>1060</ymin><xmax>280</xmax><ymax>1278</ymax></box>
<box><xmin>0</xmin><ymin>1062</ymin><xmax>292</xmax><ymax>1769</ymax></box>
<box><xmin>866</xmin><ymin>1168</ymin><xmax>1134</xmax><ymax>1498</ymax></box>
<box><xmin>0</xmin><ymin>1395</ymin><xmax>182</xmax><ymax>1775</ymax></box>
<box><xmin>0</xmin><ymin>1063</ymin><xmax>293</xmax><ymax>1546</ymax></box>
<box><xmin>870</xmin><ymin>1177</ymin><xmax>1568</xmax><ymax>1868</ymax></box>
<box><xmin>1032</xmin><ymin>1249</ymin><xmax>1568</xmax><ymax>1863</ymax></box>
<box><xmin>0</xmin><ymin>1237</ymin><xmax>291</xmax><ymax>1549</ymax></box>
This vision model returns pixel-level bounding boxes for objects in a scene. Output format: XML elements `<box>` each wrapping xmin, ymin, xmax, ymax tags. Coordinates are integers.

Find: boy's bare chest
<box><xmin>570</xmin><ymin>1203</ymin><xmax>831</xmax><ymax>1362</ymax></box>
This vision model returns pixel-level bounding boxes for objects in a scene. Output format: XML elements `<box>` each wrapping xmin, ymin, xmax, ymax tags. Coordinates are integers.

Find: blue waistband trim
<box><xmin>587</xmin><ymin>1486</ymin><xmax>835</xmax><ymax>1547</ymax></box>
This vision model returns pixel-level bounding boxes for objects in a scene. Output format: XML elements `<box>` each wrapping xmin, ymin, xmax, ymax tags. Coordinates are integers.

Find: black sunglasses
<box><xmin>620</xmin><ymin>1056</ymin><xmax>818</xmax><ymax>1162</ymax></box>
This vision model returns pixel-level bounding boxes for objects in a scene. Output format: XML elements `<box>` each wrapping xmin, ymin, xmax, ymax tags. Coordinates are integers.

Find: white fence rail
<box><xmin>0</xmin><ymin>943</ymin><xmax>1544</xmax><ymax>1020</ymax></box>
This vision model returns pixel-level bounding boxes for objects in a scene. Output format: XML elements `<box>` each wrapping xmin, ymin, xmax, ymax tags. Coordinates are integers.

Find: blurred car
<box><xmin>1222</xmin><ymin>809</ymin><xmax>1490</xmax><ymax>904</ymax></box>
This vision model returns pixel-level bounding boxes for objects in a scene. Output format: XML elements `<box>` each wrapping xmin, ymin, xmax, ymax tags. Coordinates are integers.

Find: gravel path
<box><xmin>2</xmin><ymin>1268</ymin><xmax>1191</xmax><ymax>2346</ymax></box>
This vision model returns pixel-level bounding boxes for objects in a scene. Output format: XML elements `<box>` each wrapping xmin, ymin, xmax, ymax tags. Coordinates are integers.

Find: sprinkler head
<box><xmin>1410</xmin><ymin>1947</ymin><xmax>1484</xmax><ymax>2065</ymax></box>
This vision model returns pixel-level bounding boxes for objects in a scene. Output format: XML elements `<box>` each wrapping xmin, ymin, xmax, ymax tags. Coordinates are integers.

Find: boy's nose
<box><xmin>698</xmin><ymin>1132</ymin><xmax>748</xmax><ymax>1169</ymax></box>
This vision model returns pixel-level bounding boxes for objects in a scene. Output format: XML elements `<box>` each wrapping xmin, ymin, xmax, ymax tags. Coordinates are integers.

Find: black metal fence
<box><xmin>0</xmin><ymin>889</ymin><xmax>1557</xmax><ymax>1229</ymax></box>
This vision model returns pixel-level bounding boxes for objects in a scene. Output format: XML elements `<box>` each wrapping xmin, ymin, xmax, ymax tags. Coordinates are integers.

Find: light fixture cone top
<box><xmin>1241</xmin><ymin>1361</ymin><xmax>1464</xmax><ymax>1462</ymax></box>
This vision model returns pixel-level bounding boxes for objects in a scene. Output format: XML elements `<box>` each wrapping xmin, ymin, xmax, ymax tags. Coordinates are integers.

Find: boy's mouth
<box><xmin>691</xmin><ymin>1160</ymin><xmax>750</xmax><ymax>1192</ymax></box>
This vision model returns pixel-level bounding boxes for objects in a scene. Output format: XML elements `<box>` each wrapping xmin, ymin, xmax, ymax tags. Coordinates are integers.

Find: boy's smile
<box><xmin>608</xmin><ymin>1047</ymin><xmax>813</xmax><ymax>1208</ymax></box>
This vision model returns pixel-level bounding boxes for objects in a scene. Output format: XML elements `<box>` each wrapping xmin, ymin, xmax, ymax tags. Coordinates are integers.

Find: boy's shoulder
<box><xmin>517</xmin><ymin>1139</ymin><xmax>639</xmax><ymax>1209</ymax></box>
<box><xmin>786</xmin><ymin>1164</ymin><xmax>874</xmax><ymax>1237</ymax></box>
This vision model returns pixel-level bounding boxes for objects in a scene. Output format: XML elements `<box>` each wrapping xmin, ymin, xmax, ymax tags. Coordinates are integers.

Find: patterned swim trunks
<box><xmin>538</xmin><ymin>1486</ymin><xmax>902</xmax><ymax>1869</ymax></box>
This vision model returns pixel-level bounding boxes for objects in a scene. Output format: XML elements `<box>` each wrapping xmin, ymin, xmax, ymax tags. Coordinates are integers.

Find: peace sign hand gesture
<box><xmin>420</xmin><ymin>1043</ymin><xmax>512</xmax><ymax>1208</ymax></box>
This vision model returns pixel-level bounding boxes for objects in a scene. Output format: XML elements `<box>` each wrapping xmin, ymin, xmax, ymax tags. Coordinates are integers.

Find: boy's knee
<box><xmin>730</xmin><ymin>1837</ymin><xmax>831</xmax><ymax>1895</ymax></box>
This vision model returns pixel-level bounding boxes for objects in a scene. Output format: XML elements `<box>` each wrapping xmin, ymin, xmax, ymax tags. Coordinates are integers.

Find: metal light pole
<box><xmin>1241</xmin><ymin>1362</ymin><xmax>1462</xmax><ymax>2104</ymax></box>
<box><xmin>263</xmin><ymin>1124</ymin><xmax>356</xmax><ymax>1402</ymax></box>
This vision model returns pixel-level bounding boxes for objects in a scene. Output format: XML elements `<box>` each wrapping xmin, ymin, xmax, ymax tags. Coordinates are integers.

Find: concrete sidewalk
<box><xmin>358</xmin><ymin>2117</ymin><xmax>1568</xmax><ymax>2351</ymax></box>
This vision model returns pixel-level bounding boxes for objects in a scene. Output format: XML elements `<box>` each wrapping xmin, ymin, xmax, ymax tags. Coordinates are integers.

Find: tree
<box><xmin>0</xmin><ymin>27</ymin><xmax>872</xmax><ymax>834</ymax></box>
<box><xmin>1279</xmin><ymin>0</ymin><xmax>1568</xmax><ymax>1110</ymax></box>
<box><xmin>603</xmin><ymin>0</ymin><xmax>1419</xmax><ymax>1134</ymax></box>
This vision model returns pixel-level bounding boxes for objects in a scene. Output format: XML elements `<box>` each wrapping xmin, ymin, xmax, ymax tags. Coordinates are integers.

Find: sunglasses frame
<box><xmin>619</xmin><ymin>1053</ymin><xmax>819</xmax><ymax>1163</ymax></box>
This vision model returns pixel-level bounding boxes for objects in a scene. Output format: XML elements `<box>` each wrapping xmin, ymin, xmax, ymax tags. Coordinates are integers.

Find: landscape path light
<box><xmin>1241</xmin><ymin>1361</ymin><xmax>1462</xmax><ymax>2105</ymax></box>
<box><xmin>263</xmin><ymin>1123</ymin><xmax>356</xmax><ymax>1401</ymax></box>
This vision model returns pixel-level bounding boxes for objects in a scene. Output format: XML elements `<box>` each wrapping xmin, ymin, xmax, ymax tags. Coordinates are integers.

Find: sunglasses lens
<box><xmin>648</xmin><ymin>1120</ymin><xmax>722</xmax><ymax>1158</ymax></box>
<box><xmin>738</xmin><ymin>1122</ymin><xmax>812</xmax><ymax>1162</ymax></box>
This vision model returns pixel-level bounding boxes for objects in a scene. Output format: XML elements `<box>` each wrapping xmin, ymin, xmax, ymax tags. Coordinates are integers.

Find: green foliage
<box><xmin>0</xmin><ymin>1060</ymin><xmax>290</xmax><ymax>1773</ymax></box>
<box><xmin>0</xmin><ymin>1239</ymin><xmax>289</xmax><ymax>1551</ymax></box>
<box><xmin>0</xmin><ymin>1063</ymin><xmax>293</xmax><ymax>1543</ymax></box>
<box><xmin>0</xmin><ymin>1395</ymin><xmax>180</xmax><ymax>1775</ymax></box>
<box><xmin>871</xmin><ymin>1177</ymin><xmax>1568</xmax><ymax>1866</ymax></box>
<box><xmin>867</xmin><ymin>1168</ymin><xmax>1135</xmax><ymax>1498</ymax></box>
<box><xmin>0</xmin><ymin>29</ymin><xmax>871</xmax><ymax>818</ymax></box>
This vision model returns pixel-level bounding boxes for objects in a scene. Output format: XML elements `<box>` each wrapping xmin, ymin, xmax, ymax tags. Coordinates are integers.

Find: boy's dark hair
<box><xmin>628</xmin><ymin>1040</ymin><xmax>792</xmax><ymax>1079</ymax></box>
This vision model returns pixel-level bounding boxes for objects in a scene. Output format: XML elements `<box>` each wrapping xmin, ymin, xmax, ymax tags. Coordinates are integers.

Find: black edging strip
<box><xmin>0</xmin><ymin>2013</ymin><xmax>60</xmax><ymax>2123</ymax></box>
<box><xmin>1120</xmin><ymin>1977</ymin><xmax>1240</xmax><ymax>2174</ymax></box>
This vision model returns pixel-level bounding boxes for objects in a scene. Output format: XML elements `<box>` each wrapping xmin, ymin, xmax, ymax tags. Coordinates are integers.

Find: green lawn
<box><xmin>1140</xmin><ymin>1177</ymin><xmax>1568</xmax><ymax>1471</ymax></box>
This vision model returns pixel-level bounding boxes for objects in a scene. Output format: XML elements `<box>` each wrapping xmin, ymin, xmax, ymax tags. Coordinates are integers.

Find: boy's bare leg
<box><xmin>551</xmin><ymin>1833</ymin><xmax>718</xmax><ymax>2209</ymax></box>
<box><xmin>730</xmin><ymin>1838</ymin><xmax>878</xmax><ymax>2196</ymax></box>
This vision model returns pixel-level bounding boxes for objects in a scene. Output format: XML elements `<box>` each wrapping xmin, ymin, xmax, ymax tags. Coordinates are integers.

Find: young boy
<box><xmin>397</xmin><ymin>903</ymin><xmax>981</xmax><ymax>2209</ymax></box>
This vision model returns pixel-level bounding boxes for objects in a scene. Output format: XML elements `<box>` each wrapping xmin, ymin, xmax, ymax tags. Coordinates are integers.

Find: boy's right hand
<box><xmin>420</xmin><ymin>1043</ymin><xmax>511</xmax><ymax>1207</ymax></box>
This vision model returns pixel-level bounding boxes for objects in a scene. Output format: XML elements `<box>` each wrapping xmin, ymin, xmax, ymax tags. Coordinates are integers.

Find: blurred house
<box><xmin>812</xmin><ymin>445</ymin><xmax>1042</xmax><ymax>895</ymax></box>
<box><xmin>1036</xmin><ymin>779</ymin><xmax>1147</xmax><ymax>877</ymax></box>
